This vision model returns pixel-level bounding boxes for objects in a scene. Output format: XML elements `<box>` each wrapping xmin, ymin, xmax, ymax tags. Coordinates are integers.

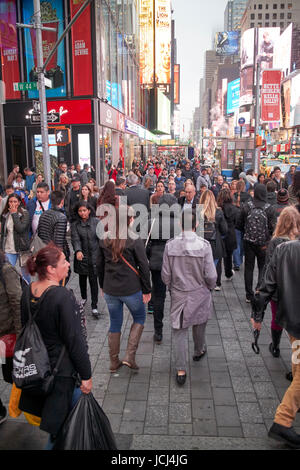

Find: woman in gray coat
<box><xmin>161</xmin><ymin>208</ymin><xmax>217</xmax><ymax>385</ymax></box>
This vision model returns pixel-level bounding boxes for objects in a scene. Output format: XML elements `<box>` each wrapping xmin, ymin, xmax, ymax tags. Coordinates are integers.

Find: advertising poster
<box><xmin>257</xmin><ymin>27</ymin><xmax>280</xmax><ymax>71</ymax></box>
<box><xmin>240</xmin><ymin>66</ymin><xmax>253</xmax><ymax>106</ymax></box>
<box><xmin>22</xmin><ymin>0</ymin><xmax>66</xmax><ymax>98</ymax></box>
<box><xmin>157</xmin><ymin>88</ymin><xmax>170</xmax><ymax>134</ymax></box>
<box><xmin>241</xmin><ymin>28</ymin><xmax>254</xmax><ymax>70</ymax></box>
<box><xmin>221</xmin><ymin>140</ymin><xmax>228</xmax><ymax>169</ymax></box>
<box><xmin>227</xmin><ymin>78</ymin><xmax>240</xmax><ymax>114</ymax></box>
<box><xmin>290</xmin><ymin>73</ymin><xmax>300</xmax><ymax>127</ymax></box>
<box><xmin>174</xmin><ymin>64</ymin><xmax>180</xmax><ymax>105</ymax></box>
<box><xmin>155</xmin><ymin>0</ymin><xmax>171</xmax><ymax>85</ymax></box>
<box><xmin>70</xmin><ymin>0</ymin><xmax>93</xmax><ymax>96</ymax></box>
<box><xmin>273</xmin><ymin>23</ymin><xmax>292</xmax><ymax>77</ymax></box>
<box><xmin>261</xmin><ymin>70</ymin><xmax>281</xmax><ymax>122</ymax></box>
<box><xmin>215</xmin><ymin>31</ymin><xmax>240</xmax><ymax>56</ymax></box>
<box><xmin>139</xmin><ymin>0</ymin><xmax>154</xmax><ymax>85</ymax></box>
<box><xmin>0</xmin><ymin>1</ymin><xmax>21</xmax><ymax>100</ymax></box>
<box><xmin>282</xmin><ymin>79</ymin><xmax>291</xmax><ymax>128</ymax></box>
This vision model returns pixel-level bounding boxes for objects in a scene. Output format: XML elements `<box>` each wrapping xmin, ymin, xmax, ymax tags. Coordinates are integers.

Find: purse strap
<box><xmin>120</xmin><ymin>254</ymin><xmax>140</xmax><ymax>277</ymax></box>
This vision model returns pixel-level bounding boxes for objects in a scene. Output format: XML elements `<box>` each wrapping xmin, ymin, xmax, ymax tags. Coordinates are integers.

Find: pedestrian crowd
<box><xmin>1</xmin><ymin>155</ymin><xmax>300</xmax><ymax>448</ymax></box>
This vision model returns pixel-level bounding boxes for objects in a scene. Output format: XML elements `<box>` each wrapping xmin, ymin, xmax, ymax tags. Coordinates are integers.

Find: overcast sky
<box><xmin>172</xmin><ymin>0</ymin><xmax>228</xmax><ymax>125</ymax></box>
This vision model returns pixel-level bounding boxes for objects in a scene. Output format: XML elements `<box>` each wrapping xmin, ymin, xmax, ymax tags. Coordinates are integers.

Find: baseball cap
<box><xmin>71</xmin><ymin>175</ymin><xmax>81</xmax><ymax>182</ymax></box>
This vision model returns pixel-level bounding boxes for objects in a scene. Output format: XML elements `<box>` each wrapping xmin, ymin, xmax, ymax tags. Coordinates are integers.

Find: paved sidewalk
<box><xmin>0</xmin><ymin>266</ymin><xmax>298</xmax><ymax>450</ymax></box>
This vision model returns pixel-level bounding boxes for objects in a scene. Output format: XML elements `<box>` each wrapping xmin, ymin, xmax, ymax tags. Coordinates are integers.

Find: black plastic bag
<box><xmin>53</xmin><ymin>393</ymin><xmax>118</xmax><ymax>450</ymax></box>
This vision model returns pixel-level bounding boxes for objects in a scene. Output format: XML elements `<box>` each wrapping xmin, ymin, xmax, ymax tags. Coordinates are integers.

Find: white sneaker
<box><xmin>214</xmin><ymin>286</ymin><xmax>221</xmax><ymax>291</ymax></box>
<box><xmin>92</xmin><ymin>309</ymin><xmax>100</xmax><ymax>319</ymax></box>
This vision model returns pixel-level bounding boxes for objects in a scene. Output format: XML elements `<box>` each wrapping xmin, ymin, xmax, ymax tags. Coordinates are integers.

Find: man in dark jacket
<box><xmin>27</xmin><ymin>182</ymin><xmax>51</xmax><ymax>237</ymax></box>
<box><xmin>273</xmin><ymin>166</ymin><xmax>288</xmax><ymax>191</ymax></box>
<box><xmin>266</xmin><ymin>180</ymin><xmax>277</xmax><ymax>206</ymax></box>
<box><xmin>252</xmin><ymin>240</ymin><xmax>300</xmax><ymax>448</ymax></box>
<box><xmin>178</xmin><ymin>183</ymin><xmax>200</xmax><ymax>210</ymax></box>
<box><xmin>236</xmin><ymin>184</ymin><xmax>277</xmax><ymax>302</ymax></box>
<box><xmin>65</xmin><ymin>175</ymin><xmax>81</xmax><ymax>222</ymax></box>
<box><xmin>274</xmin><ymin>189</ymin><xmax>289</xmax><ymax>218</ymax></box>
<box><xmin>124</xmin><ymin>173</ymin><xmax>150</xmax><ymax>210</ymax></box>
<box><xmin>37</xmin><ymin>190</ymin><xmax>69</xmax><ymax>260</ymax></box>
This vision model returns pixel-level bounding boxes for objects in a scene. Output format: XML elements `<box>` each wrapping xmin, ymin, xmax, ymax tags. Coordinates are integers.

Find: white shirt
<box><xmin>32</xmin><ymin>199</ymin><xmax>50</xmax><ymax>234</ymax></box>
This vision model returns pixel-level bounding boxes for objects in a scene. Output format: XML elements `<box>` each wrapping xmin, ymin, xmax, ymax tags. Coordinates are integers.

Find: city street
<box><xmin>0</xmin><ymin>265</ymin><xmax>297</xmax><ymax>451</ymax></box>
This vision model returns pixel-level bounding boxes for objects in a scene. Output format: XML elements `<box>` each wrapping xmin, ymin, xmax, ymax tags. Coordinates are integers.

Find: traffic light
<box><xmin>55</xmin><ymin>128</ymin><xmax>71</xmax><ymax>145</ymax></box>
<box><xmin>256</xmin><ymin>135</ymin><xmax>263</xmax><ymax>147</ymax></box>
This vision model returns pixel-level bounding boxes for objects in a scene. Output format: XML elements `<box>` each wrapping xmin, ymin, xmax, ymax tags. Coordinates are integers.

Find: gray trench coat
<box><xmin>161</xmin><ymin>231</ymin><xmax>217</xmax><ymax>329</ymax></box>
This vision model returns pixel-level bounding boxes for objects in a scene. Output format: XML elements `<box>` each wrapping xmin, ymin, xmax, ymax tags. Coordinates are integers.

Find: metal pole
<box><xmin>34</xmin><ymin>0</ymin><xmax>51</xmax><ymax>187</ymax></box>
<box><xmin>170</xmin><ymin>19</ymin><xmax>175</xmax><ymax>140</ymax></box>
<box><xmin>254</xmin><ymin>28</ymin><xmax>261</xmax><ymax>174</ymax></box>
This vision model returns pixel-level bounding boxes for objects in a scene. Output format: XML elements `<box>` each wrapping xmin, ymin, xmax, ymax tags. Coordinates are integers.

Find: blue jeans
<box><xmin>233</xmin><ymin>230</ymin><xmax>244</xmax><ymax>268</ymax></box>
<box><xmin>5</xmin><ymin>253</ymin><xmax>31</xmax><ymax>284</ymax></box>
<box><xmin>45</xmin><ymin>387</ymin><xmax>82</xmax><ymax>450</ymax></box>
<box><xmin>104</xmin><ymin>291</ymin><xmax>146</xmax><ymax>333</ymax></box>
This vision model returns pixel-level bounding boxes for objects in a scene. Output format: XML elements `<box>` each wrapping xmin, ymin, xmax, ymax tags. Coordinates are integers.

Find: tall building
<box><xmin>241</xmin><ymin>0</ymin><xmax>300</xmax><ymax>34</ymax></box>
<box><xmin>225</xmin><ymin>0</ymin><xmax>248</xmax><ymax>30</ymax></box>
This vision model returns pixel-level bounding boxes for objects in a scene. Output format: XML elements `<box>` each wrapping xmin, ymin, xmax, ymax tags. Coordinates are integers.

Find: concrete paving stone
<box><xmin>0</xmin><ymin>422</ymin><xmax>48</xmax><ymax>450</ymax></box>
<box><xmin>107</xmin><ymin>377</ymin><xmax>129</xmax><ymax>394</ymax></box>
<box><xmin>206</xmin><ymin>334</ymin><xmax>223</xmax><ymax>346</ymax></box>
<box><xmin>244</xmin><ymin>355</ymin><xmax>266</xmax><ymax>366</ymax></box>
<box><xmin>151</xmin><ymin>358</ymin><xmax>171</xmax><ymax>374</ymax></box>
<box><xmin>237</xmin><ymin>402</ymin><xmax>264</xmax><ymax>424</ymax></box>
<box><xmin>169</xmin><ymin>387</ymin><xmax>191</xmax><ymax>403</ymax></box>
<box><xmin>119</xmin><ymin>421</ymin><xmax>144</xmax><ymax>435</ymax></box>
<box><xmin>215</xmin><ymin>406</ymin><xmax>241</xmax><ymax>427</ymax></box>
<box><xmin>132</xmin><ymin>354</ymin><xmax>153</xmax><ymax>368</ymax></box>
<box><xmin>207</xmin><ymin>345</ymin><xmax>225</xmax><ymax>358</ymax></box>
<box><xmin>212</xmin><ymin>388</ymin><xmax>236</xmax><ymax>406</ymax></box>
<box><xmin>102</xmin><ymin>393</ymin><xmax>126</xmax><ymax>414</ymax></box>
<box><xmin>253</xmin><ymin>382</ymin><xmax>279</xmax><ymax>399</ymax></box>
<box><xmin>143</xmin><ymin>426</ymin><xmax>168</xmax><ymax>435</ymax></box>
<box><xmin>191</xmin><ymin>381</ymin><xmax>213</xmax><ymax>399</ymax></box>
<box><xmin>269</xmin><ymin>370</ymin><xmax>291</xmax><ymax>388</ymax></box>
<box><xmin>136</xmin><ymin>342</ymin><xmax>154</xmax><ymax>354</ymax></box>
<box><xmin>191</xmin><ymin>399</ymin><xmax>215</xmax><ymax>420</ymax></box>
<box><xmin>258</xmin><ymin>399</ymin><xmax>280</xmax><ymax>419</ymax></box>
<box><xmin>227</xmin><ymin>361</ymin><xmax>250</xmax><ymax>378</ymax></box>
<box><xmin>219</xmin><ymin>329</ymin><xmax>238</xmax><ymax>340</ymax></box>
<box><xmin>193</xmin><ymin>419</ymin><xmax>218</xmax><ymax>436</ymax></box>
<box><xmin>148</xmin><ymin>387</ymin><xmax>169</xmax><ymax>406</ymax></box>
<box><xmin>168</xmin><ymin>424</ymin><xmax>193</xmax><ymax>435</ymax></box>
<box><xmin>129</xmin><ymin>367</ymin><xmax>151</xmax><ymax>383</ymax></box>
<box><xmin>224</xmin><ymin>350</ymin><xmax>245</xmax><ymax>361</ymax></box>
<box><xmin>105</xmin><ymin>413</ymin><xmax>122</xmax><ymax>433</ymax></box>
<box><xmin>145</xmin><ymin>406</ymin><xmax>168</xmax><ymax>427</ymax></box>
<box><xmin>123</xmin><ymin>401</ymin><xmax>147</xmax><ymax>422</ymax></box>
<box><xmin>276</xmin><ymin>387</ymin><xmax>289</xmax><ymax>400</ymax></box>
<box><xmin>207</xmin><ymin>358</ymin><xmax>229</xmax><ymax>372</ymax></box>
<box><xmin>190</xmin><ymin>367</ymin><xmax>211</xmax><ymax>383</ymax></box>
<box><xmin>248</xmin><ymin>366</ymin><xmax>272</xmax><ymax>382</ymax></box>
<box><xmin>242</xmin><ymin>423</ymin><xmax>268</xmax><ymax>438</ymax></box>
<box><xmin>217</xmin><ymin>427</ymin><xmax>243</xmax><ymax>438</ymax></box>
<box><xmin>231</xmin><ymin>376</ymin><xmax>255</xmax><ymax>394</ymax></box>
<box><xmin>263</xmin><ymin>357</ymin><xmax>289</xmax><ymax>372</ymax></box>
<box><xmin>126</xmin><ymin>382</ymin><xmax>149</xmax><ymax>401</ymax></box>
<box><xmin>149</xmin><ymin>372</ymin><xmax>170</xmax><ymax>388</ymax></box>
<box><xmin>169</xmin><ymin>403</ymin><xmax>192</xmax><ymax>424</ymax></box>
<box><xmin>210</xmin><ymin>371</ymin><xmax>232</xmax><ymax>388</ymax></box>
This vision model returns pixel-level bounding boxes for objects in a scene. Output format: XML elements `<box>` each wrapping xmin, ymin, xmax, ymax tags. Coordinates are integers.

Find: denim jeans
<box><xmin>104</xmin><ymin>291</ymin><xmax>146</xmax><ymax>333</ymax></box>
<box><xmin>5</xmin><ymin>253</ymin><xmax>31</xmax><ymax>284</ymax></box>
<box><xmin>233</xmin><ymin>230</ymin><xmax>244</xmax><ymax>268</ymax></box>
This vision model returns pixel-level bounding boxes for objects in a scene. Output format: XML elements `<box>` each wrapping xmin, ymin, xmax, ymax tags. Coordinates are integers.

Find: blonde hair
<box><xmin>273</xmin><ymin>206</ymin><xmax>300</xmax><ymax>239</ymax></box>
<box><xmin>199</xmin><ymin>189</ymin><xmax>218</xmax><ymax>222</ymax></box>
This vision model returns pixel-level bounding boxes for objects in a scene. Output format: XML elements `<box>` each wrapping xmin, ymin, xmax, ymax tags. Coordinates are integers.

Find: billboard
<box><xmin>240</xmin><ymin>66</ymin><xmax>253</xmax><ymax>106</ymax></box>
<box><xmin>227</xmin><ymin>78</ymin><xmax>240</xmax><ymax>114</ymax></box>
<box><xmin>290</xmin><ymin>73</ymin><xmax>300</xmax><ymax>127</ymax></box>
<box><xmin>257</xmin><ymin>27</ymin><xmax>280</xmax><ymax>70</ymax></box>
<box><xmin>174</xmin><ymin>64</ymin><xmax>180</xmax><ymax>105</ymax></box>
<box><xmin>70</xmin><ymin>0</ymin><xmax>93</xmax><ymax>96</ymax></box>
<box><xmin>155</xmin><ymin>0</ymin><xmax>171</xmax><ymax>84</ymax></box>
<box><xmin>22</xmin><ymin>0</ymin><xmax>66</xmax><ymax>98</ymax></box>
<box><xmin>273</xmin><ymin>23</ymin><xmax>293</xmax><ymax>77</ymax></box>
<box><xmin>157</xmin><ymin>88</ymin><xmax>170</xmax><ymax>134</ymax></box>
<box><xmin>215</xmin><ymin>31</ymin><xmax>240</xmax><ymax>56</ymax></box>
<box><xmin>0</xmin><ymin>1</ymin><xmax>21</xmax><ymax>100</ymax></box>
<box><xmin>139</xmin><ymin>0</ymin><xmax>154</xmax><ymax>85</ymax></box>
<box><xmin>241</xmin><ymin>28</ymin><xmax>254</xmax><ymax>70</ymax></box>
<box><xmin>261</xmin><ymin>70</ymin><xmax>281</xmax><ymax>122</ymax></box>
<box><xmin>282</xmin><ymin>79</ymin><xmax>291</xmax><ymax>128</ymax></box>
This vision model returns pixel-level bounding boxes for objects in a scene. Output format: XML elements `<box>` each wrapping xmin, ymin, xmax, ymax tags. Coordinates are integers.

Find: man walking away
<box><xmin>161</xmin><ymin>209</ymin><xmax>217</xmax><ymax>385</ymax></box>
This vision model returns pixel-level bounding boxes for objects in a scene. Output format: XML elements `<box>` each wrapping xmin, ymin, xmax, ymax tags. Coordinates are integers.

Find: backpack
<box><xmin>12</xmin><ymin>285</ymin><xmax>65</xmax><ymax>396</ymax></box>
<box><xmin>244</xmin><ymin>201</ymin><xmax>270</xmax><ymax>246</ymax></box>
<box><xmin>203</xmin><ymin>219</ymin><xmax>217</xmax><ymax>241</ymax></box>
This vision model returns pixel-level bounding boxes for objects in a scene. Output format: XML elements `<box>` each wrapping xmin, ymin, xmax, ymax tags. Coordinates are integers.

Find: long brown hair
<box><xmin>104</xmin><ymin>206</ymin><xmax>134</xmax><ymax>262</ymax></box>
<box><xmin>199</xmin><ymin>190</ymin><xmax>218</xmax><ymax>222</ymax></box>
<box><xmin>235</xmin><ymin>180</ymin><xmax>246</xmax><ymax>207</ymax></box>
<box><xmin>273</xmin><ymin>206</ymin><xmax>300</xmax><ymax>239</ymax></box>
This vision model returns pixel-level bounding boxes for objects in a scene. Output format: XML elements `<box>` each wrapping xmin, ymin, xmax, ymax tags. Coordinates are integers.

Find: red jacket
<box><xmin>154</xmin><ymin>168</ymin><xmax>162</xmax><ymax>179</ymax></box>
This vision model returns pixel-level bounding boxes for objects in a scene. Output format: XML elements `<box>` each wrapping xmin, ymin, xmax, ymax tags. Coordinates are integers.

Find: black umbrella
<box><xmin>252</xmin><ymin>329</ymin><xmax>260</xmax><ymax>354</ymax></box>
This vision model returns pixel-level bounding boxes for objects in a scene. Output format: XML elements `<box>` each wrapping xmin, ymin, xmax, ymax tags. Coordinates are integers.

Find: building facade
<box><xmin>225</xmin><ymin>0</ymin><xmax>248</xmax><ymax>30</ymax></box>
<box><xmin>241</xmin><ymin>0</ymin><xmax>300</xmax><ymax>34</ymax></box>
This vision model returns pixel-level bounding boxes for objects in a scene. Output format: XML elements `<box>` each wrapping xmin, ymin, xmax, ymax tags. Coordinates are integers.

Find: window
<box><xmin>273</xmin><ymin>4</ymin><xmax>277</xmax><ymax>8</ymax></box>
<box><xmin>281</xmin><ymin>3</ymin><xmax>285</xmax><ymax>7</ymax></box>
<box><xmin>288</xmin><ymin>3</ymin><xmax>292</xmax><ymax>8</ymax></box>
<box><xmin>273</xmin><ymin>13</ymin><xmax>277</xmax><ymax>18</ymax></box>
<box><xmin>280</xmin><ymin>12</ymin><xmax>284</xmax><ymax>18</ymax></box>
<box><xmin>266</xmin><ymin>4</ymin><xmax>269</xmax><ymax>8</ymax></box>
<box><xmin>280</xmin><ymin>22</ymin><xmax>284</xmax><ymax>28</ymax></box>
<box><xmin>265</xmin><ymin>22</ymin><xmax>269</xmax><ymax>26</ymax></box>
<box><xmin>251</xmin><ymin>13</ymin><xmax>255</xmax><ymax>19</ymax></box>
<box><xmin>265</xmin><ymin>13</ymin><xmax>269</xmax><ymax>18</ymax></box>
<box><xmin>258</xmin><ymin>13</ymin><xmax>262</xmax><ymax>19</ymax></box>
<box><xmin>250</xmin><ymin>22</ymin><xmax>255</xmax><ymax>27</ymax></box>
<box><xmin>287</xmin><ymin>12</ymin><xmax>292</xmax><ymax>18</ymax></box>
<box><xmin>254</xmin><ymin>3</ymin><xmax>256</xmax><ymax>9</ymax></box>
<box><xmin>258</xmin><ymin>4</ymin><xmax>262</xmax><ymax>8</ymax></box>
<box><xmin>258</xmin><ymin>22</ymin><xmax>262</xmax><ymax>26</ymax></box>
<box><xmin>272</xmin><ymin>22</ymin><xmax>277</xmax><ymax>26</ymax></box>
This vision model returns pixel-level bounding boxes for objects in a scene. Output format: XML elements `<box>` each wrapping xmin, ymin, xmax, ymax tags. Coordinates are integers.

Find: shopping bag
<box><xmin>53</xmin><ymin>393</ymin><xmax>118</xmax><ymax>450</ymax></box>
<box><xmin>23</xmin><ymin>412</ymin><xmax>41</xmax><ymax>426</ymax></box>
<box><xmin>0</xmin><ymin>334</ymin><xmax>16</xmax><ymax>357</ymax></box>
<box><xmin>8</xmin><ymin>383</ymin><xmax>22</xmax><ymax>418</ymax></box>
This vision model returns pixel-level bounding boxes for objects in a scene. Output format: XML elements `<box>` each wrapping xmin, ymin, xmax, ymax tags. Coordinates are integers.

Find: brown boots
<box><xmin>108</xmin><ymin>332</ymin><xmax>122</xmax><ymax>373</ymax></box>
<box><xmin>122</xmin><ymin>323</ymin><xmax>144</xmax><ymax>370</ymax></box>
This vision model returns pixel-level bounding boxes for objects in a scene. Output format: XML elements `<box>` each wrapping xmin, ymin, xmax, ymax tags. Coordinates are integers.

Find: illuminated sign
<box><xmin>155</xmin><ymin>0</ymin><xmax>171</xmax><ymax>84</ymax></box>
<box><xmin>227</xmin><ymin>78</ymin><xmax>240</xmax><ymax>114</ymax></box>
<box><xmin>174</xmin><ymin>64</ymin><xmax>180</xmax><ymax>105</ymax></box>
<box><xmin>139</xmin><ymin>0</ymin><xmax>154</xmax><ymax>85</ymax></box>
<box><xmin>215</xmin><ymin>31</ymin><xmax>240</xmax><ymax>56</ymax></box>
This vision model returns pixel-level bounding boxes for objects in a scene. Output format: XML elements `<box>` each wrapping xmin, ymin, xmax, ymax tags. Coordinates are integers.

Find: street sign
<box><xmin>55</xmin><ymin>128</ymin><xmax>71</xmax><ymax>145</ymax></box>
<box><xmin>13</xmin><ymin>82</ymin><xmax>38</xmax><ymax>92</ymax></box>
<box><xmin>30</xmin><ymin>112</ymin><xmax>60</xmax><ymax>124</ymax></box>
<box><xmin>32</xmin><ymin>100</ymin><xmax>40</xmax><ymax>113</ymax></box>
<box><xmin>238</xmin><ymin>117</ymin><xmax>246</xmax><ymax>126</ymax></box>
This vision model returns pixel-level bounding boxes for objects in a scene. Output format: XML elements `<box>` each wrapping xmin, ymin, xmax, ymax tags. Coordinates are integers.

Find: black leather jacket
<box><xmin>253</xmin><ymin>239</ymin><xmax>300</xmax><ymax>339</ymax></box>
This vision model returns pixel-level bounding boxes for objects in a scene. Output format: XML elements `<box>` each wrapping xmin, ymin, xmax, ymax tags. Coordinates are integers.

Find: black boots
<box><xmin>269</xmin><ymin>422</ymin><xmax>300</xmax><ymax>449</ymax></box>
<box><xmin>269</xmin><ymin>329</ymin><xmax>283</xmax><ymax>358</ymax></box>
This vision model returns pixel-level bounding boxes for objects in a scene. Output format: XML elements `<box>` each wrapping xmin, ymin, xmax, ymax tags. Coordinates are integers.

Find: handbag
<box><xmin>120</xmin><ymin>254</ymin><xmax>140</xmax><ymax>277</ymax></box>
<box><xmin>0</xmin><ymin>333</ymin><xmax>16</xmax><ymax>357</ymax></box>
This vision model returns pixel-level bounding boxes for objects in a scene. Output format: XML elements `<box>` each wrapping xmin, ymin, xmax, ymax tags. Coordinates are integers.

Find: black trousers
<box><xmin>79</xmin><ymin>272</ymin><xmax>99</xmax><ymax>309</ymax></box>
<box><xmin>151</xmin><ymin>270</ymin><xmax>167</xmax><ymax>333</ymax></box>
<box><xmin>216</xmin><ymin>250</ymin><xmax>234</xmax><ymax>286</ymax></box>
<box><xmin>243</xmin><ymin>240</ymin><xmax>266</xmax><ymax>300</ymax></box>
